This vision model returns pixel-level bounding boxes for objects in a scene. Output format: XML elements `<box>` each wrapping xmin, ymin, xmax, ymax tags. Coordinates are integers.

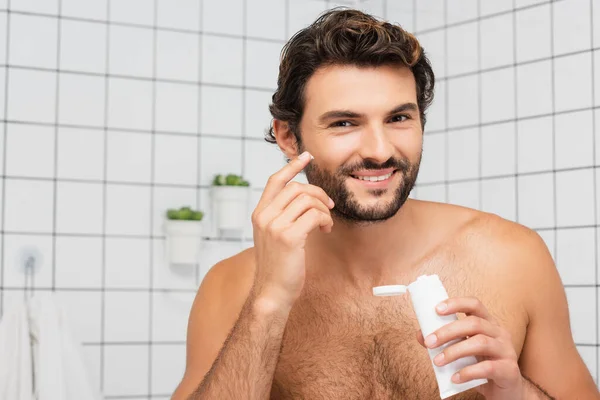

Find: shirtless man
<box><xmin>172</xmin><ymin>8</ymin><xmax>600</xmax><ymax>400</ymax></box>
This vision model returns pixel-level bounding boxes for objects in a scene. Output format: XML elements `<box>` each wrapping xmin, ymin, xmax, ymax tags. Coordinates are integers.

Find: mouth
<box><xmin>350</xmin><ymin>169</ymin><xmax>398</xmax><ymax>184</ymax></box>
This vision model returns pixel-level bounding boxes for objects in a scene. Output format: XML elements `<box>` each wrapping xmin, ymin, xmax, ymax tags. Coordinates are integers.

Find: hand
<box><xmin>416</xmin><ymin>297</ymin><xmax>525</xmax><ymax>400</ymax></box>
<box><xmin>251</xmin><ymin>151</ymin><xmax>335</xmax><ymax>310</ymax></box>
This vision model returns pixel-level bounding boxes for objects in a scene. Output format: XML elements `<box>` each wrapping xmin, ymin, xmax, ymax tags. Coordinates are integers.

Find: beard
<box><xmin>302</xmin><ymin>151</ymin><xmax>421</xmax><ymax>224</ymax></box>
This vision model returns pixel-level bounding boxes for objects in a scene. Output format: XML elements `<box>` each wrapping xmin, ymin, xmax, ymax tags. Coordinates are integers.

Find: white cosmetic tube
<box><xmin>373</xmin><ymin>274</ymin><xmax>487</xmax><ymax>399</ymax></box>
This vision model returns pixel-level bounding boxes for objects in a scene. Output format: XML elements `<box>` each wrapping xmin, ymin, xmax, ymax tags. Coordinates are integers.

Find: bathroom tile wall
<box><xmin>0</xmin><ymin>0</ymin><xmax>413</xmax><ymax>398</ymax></box>
<box><xmin>413</xmin><ymin>0</ymin><xmax>600</xmax><ymax>386</ymax></box>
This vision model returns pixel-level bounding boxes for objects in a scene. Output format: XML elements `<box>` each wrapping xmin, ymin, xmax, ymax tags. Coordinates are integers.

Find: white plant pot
<box><xmin>164</xmin><ymin>220</ymin><xmax>203</xmax><ymax>265</ymax></box>
<box><xmin>211</xmin><ymin>186</ymin><xmax>250</xmax><ymax>238</ymax></box>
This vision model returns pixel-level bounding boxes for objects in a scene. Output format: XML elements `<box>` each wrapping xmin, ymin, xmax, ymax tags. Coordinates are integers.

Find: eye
<box><xmin>390</xmin><ymin>114</ymin><xmax>410</xmax><ymax>123</ymax></box>
<box><xmin>330</xmin><ymin>120</ymin><xmax>354</xmax><ymax>128</ymax></box>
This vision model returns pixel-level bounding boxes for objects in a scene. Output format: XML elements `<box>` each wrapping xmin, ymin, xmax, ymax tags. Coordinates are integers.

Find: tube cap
<box><xmin>372</xmin><ymin>285</ymin><xmax>407</xmax><ymax>296</ymax></box>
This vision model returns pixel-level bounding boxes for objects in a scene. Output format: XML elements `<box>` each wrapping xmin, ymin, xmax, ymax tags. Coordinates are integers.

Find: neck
<box><xmin>306</xmin><ymin>199</ymin><xmax>423</xmax><ymax>289</ymax></box>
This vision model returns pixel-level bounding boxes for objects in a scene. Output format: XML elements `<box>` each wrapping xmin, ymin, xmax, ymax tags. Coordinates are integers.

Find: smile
<box><xmin>351</xmin><ymin>172</ymin><xmax>394</xmax><ymax>181</ymax></box>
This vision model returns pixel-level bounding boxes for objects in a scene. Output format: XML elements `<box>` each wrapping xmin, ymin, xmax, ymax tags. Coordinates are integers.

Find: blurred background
<box><xmin>0</xmin><ymin>0</ymin><xmax>598</xmax><ymax>398</ymax></box>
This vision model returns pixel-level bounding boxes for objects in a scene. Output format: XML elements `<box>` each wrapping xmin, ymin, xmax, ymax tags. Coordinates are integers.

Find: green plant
<box><xmin>166</xmin><ymin>206</ymin><xmax>204</xmax><ymax>221</ymax></box>
<box><xmin>212</xmin><ymin>173</ymin><xmax>250</xmax><ymax>187</ymax></box>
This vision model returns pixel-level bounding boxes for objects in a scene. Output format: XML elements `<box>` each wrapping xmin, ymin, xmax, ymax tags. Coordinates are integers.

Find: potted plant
<box><xmin>211</xmin><ymin>174</ymin><xmax>251</xmax><ymax>238</ymax></box>
<box><xmin>164</xmin><ymin>206</ymin><xmax>204</xmax><ymax>265</ymax></box>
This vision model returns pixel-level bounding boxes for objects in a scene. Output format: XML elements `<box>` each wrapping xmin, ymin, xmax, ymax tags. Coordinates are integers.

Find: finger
<box><xmin>452</xmin><ymin>359</ymin><xmax>520</xmax><ymax>389</ymax></box>
<box><xmin>257</xmin><ymin>182</ymin><xmax>334</xmax><ymax>226</ymax></box>
<box><xmin>256</xmin><ymin>152</ymin><xmax>313</xmax><ymax>212</ymax></box>
<box><xmin>436</xmin><ymin>297</ymin><xmax>495</xmax><ymax>323</ymax></box>
<box><xmin>269</xmin><ymin>193</ymin><xmax>332</xmax><ymax>230</ymax></box>
<box><xmin>284</xmin><ymin>208</ymin><xmax>334</xmax><ymax>240</ymax></box>
<box><xmin>424</xmin><ymin>316</ymin><xmax>502</xmax><ymax>349</ymax></box>
<box><xmin>433</xmin><ymin>334</ymin><xmax>515</xmax><ymax>367</ymax></box>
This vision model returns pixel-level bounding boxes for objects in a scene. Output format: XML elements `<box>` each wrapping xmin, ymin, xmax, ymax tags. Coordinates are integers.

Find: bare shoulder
<box><xmin>172</xmin><ymin>247</ymin><xmax>257</xmax><ymax>399</ymax></box>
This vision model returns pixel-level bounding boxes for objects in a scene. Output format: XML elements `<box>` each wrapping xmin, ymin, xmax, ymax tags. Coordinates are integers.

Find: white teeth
<box><xmin>354</xmin><ymin>172</ymin><xmax>393</xmax><ymax>182</ymax></box>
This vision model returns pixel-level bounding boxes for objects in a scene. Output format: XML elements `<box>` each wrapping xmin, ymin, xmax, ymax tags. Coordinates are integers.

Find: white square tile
<box><xmin>577</xmin><ymin>346</ymin><xmax>597</xmax><ymax>385</ymax></box>
<box><xmin>54</xmin><ymin>291</ymin><xmax>102</xmax><ymax>342</ymax></box>
<box><xmin>517</xmin><ymin>173</ymin><xmax>554</xmax><ymax>229</ymax></box>
<box><xmin>105</xmin><ymin>238</ymin><xmax>151</xmax><ymax>288</ymax></box>
<box><xmin>537</xmin><ymin>229</ymin><xmax>555</xmax><ymax>261</ymax></box>
<box><xmin>517</xmin><ymin>116</ymin><xmax>553</xmax><ymax>173</ymax></box>
<box><xmin>58</xmin><ymin>73</ymin><xmax>105</xmax><ymax>127</ymax></box>
<box><xmin>245</xmin><ymin>40</ymin><xmax>282</xmax><ymax>90</ymax></box>
<box><xmin>480</xmin><ymin>0</ymin><xmax>512</xmax><ymax>17</ymax></box>
<box><xmin>516</xmin><ymin>60</ymin><xmax>552</xmax><ymax>118</ymax></box>
<box><xmin>109</xmin><ymin>25</ymin><xmax>153</xmax><ymax>78</ymax></box>
<box><xmin>567</xmin><ymin>287</ymin><xmax>596</xmax><ymax>344</ymax></box>
<box><xmin>356</xmin><ymin>0</ymin><xmax>385</xmax><ymax>18</ymax></box>
<box><xmin>481</xmin><ymin>68</ymin><xmax>515</xmax><ymax>124</ymax></box>
<box><xmin>448</xmin><ymin>128</ymin><xmax>479</xmax><ymax>181</ymax></box>
<box><xmin>9</xmin><ymin>0</ymin><xmax>58</xmax><ymax>14</ymax></box>
<box><xmin>156</xmin><ymin>30</ymin><xmax>199</xmax><ymax>82</ymax></box>
<box><xmin>201</xmin><ymin>36</ymin><xmax>243</xmax><ymax>86</ymax></box>
<box><xmin>415</xmin><ymin>0</ymin><xmax>444</xmax><ymax>32</ymax></box>
<box><xmin>446</xmin><ymin>0</ymin><xmax>477</xmax><ymax>25</ymax></box>
<box><xmin>415</xmin><ymin>183</ymin><xmax>446</xmax><ymax>203</ymax></box>
<box><xmin>419</xmin><ymin>132</ymin><xmax>445</xmax><ymax>184</ymax></box>
<box><xmin>200</xmin><ymin>86</ymin><xmax>243</xmax><ymax>137</ymax></box>
<box><xmin>556</xmin><ymin>227</ymin><xmax>595</xmax><ymax>285</ymax></box>
<box><xmin>516</xmin><ymin>4</ymin><xmax>551</xmax><ymax>63</ymax></box>
<box><xmin>155</xmin><ymin>82</ymin><xmax>199</xmax><ymax>134</ymax></box>
<box><xmin>555</xmin><ymin>110</ymin><xmax>594</xmax><ymax>169</ymax></box>
<box><xmin>57</xmin><ymin>127</ymin><xmax>104</xmax><ymax>180</ymax></box>
<box><xmin>425</xmin><ymin>80</ymin><xmax>445</xmax><ymax>132</ymax></box>
<box><xmin>447</xmin><ymin>75</ymin><xmax>479</xmax><ymax>128</ymax></box>
<box><xmin>55</xmin><ymin>237</ymin><xmax>102</xmax><ymax>288</ymax></box>
<box><xmin>203</xmin><ymin>0</ymin><xmax>243</xmax><ymax>36</ymax></box>
<box><xmin>0</xmin><ymin>67</ymin><xmax>5</xmax><ymax>120</ymax></box>
<box><xmin>553</xmin><ymin>0</ymin><xmax>591</xmax><ymax>56</ymax></box>
<box><xmin>481</xmin><ymin>177</ymin><xmax>516</xmax><ymax>221</ymax></box>
<box><xmin>5</xmin><ymin>179</ymin><xmax>54</xmax><ymax>233</ymax></box>
<box><xmin>596</xmin><ymin>110</ymin><xmax>600</xmax><ymax>163</ymax></box>
<box><xmin>447</xmin><ymin>22</ymin><xmax>478</xmax><ymax>76</ymax></box>
<box><xmin>104</xmin><ymin>345</ymin><xmax>148</xmax><ymax>396</ymax></box>
<box><xmin>417</xmin><ymin>30</ymin><xmax>445</xmax><ymax>78</ymax></box>
<box><xmin>287</xmin><ymin>0</ymin><xmax>327</xmax><ymax>37</ymax></box>
<box><xmin>244</xmin><ymin>89</ymin><xmax>273</xmax><ymax>139</ymax></box>
<box><xmin>60</xmin><ymin>20</ymin><xmax>106</xmax><ymax>74</ymax></box>
<box><xmin>104</xmin><ymin>292</ymin><xmax>150</xmax><ymax>342</ymax></box>
<box><xmin>154</xmin><ymin>133</ymin><xmax>198</xmax><ymax>185</ymax></box>
<box><xmin>56</xmin><ymin>182</ymin><xmax>103</xmax><ymax>234</ymax></box>
<box><xmin>246</xmin><ymin>0</ymin><xmax>285</xmax><ymax>39</ymax></box>
<box><xmin>152</xmin><ymin>238</ymin><xmax>199</xmax><ymax>289</ymax></box>
<box><xmin>2</xmin><ymin>234</ymin><xmax>53</xmax><ymax>287</ymax></box>
<box><xmin>554</xmin><ymin>53</ymin><xmax>593</xmax><ymax>113</ymax></box>
<box><xmin>106</xmin><ymin>131</ymin><xmax>152</xmax><ymax>183</ymax></box>
<box><xmin>595</xmin><ymin>52</ymin><xmax>600</xmax><ymax>107</ymax></box>
<box><xmin>152</xmin><ymin>292</ymin><xmax>194</xmax><ymax>341</ymax></box>
<box><xmin>8</xmin><ymin>69</ymin><xmax>56</xmax><ymax>123</ymax></box>
<box><xmin>110</xmin><ymin>0</ymin><xmax>154</xmax><ymax>26</ymax></box>
<box><xmin>595</xmin><ymin>0</ymin><xmax>600</xmax><ymax>48</ymax></box>
<box><xmin>81</xmin><ymin>346</ymin><xmax>101</xmax><ymax>394</ymax></box>
<box><xmin>6</xmin><ymin>123</ymin><xmax>54</xmax><ymax>178</ymax></box>
<box><xmin>9</xmin><ymin>13</ymin><xmax>58</xmax><ymax>68</ymax></box>
<box><xmin>106</xmin><ymin>184</ymin><xmax>151</xmax><ymax>235</ymax></box>
<box><xmin>152</xmin><ymin>187</ymin><xmax>197</xmax><ymax>236</ymax></box>
<box><xmin>448</xmin><ymin>181</ymin><xmax>479</xmax><ymax>210</ymax></box>
<box><xmin>61</xmin><ymin>0</ymin><xmax>107</xmax><ymax>20</ymax></box>
<box><xmin>480</xmin><ymin>14</ymin><xmax>514</xmax><ymax>70</ymax></box>
<box><xmin>107</xmin><ymin>78</ymin><xmax>153</xmax><ymax>131</ymax></box>
<box><xmin>151</xmin><ymin>344</ymin><xmax>186</xmax><ymax>395</ymax></box>
<box><xmin>556</xmin><ymin>168</ymin><xmax>595</xmax><ymax>227</ymax></box>
<box><xmin>481</xmin><ymin>122</ymin><xmax>515</xmax><ymax>177</ymax></box>
<box><xmin>199</xmin><ymin>137</ymin><xmax>243</xmax><ymax>185</ymax></box>
<box><xmin>243</xmin><ymin>139</ymin><xmax>285</xmax><ymax>188</ymax></box>
<box><xmin>156</xmin><ymin>0</ymin><xmax>200</xmax><ymax>31</ymax></box>
<box><xmin>385</xmin><ymin>1</ymin><xmax>414</xmax><ymax>32</ymax></box>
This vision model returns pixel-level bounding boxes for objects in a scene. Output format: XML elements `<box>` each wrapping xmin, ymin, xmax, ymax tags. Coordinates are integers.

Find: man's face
<box><xmin>297</xmin><ymin>64</ymin><xmax>423</xmax><ymax>223</ymax></box>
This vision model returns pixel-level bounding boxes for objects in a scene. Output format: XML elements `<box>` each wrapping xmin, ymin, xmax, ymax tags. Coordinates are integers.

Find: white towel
<box><xmin>0</xmin><ymin>293</ymin><xmax>102</xmax><ymax>400</ymax></box>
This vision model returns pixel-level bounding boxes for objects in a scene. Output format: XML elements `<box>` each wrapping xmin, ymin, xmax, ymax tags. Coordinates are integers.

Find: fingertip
<box><xmin>298</xmin><ymin>151</ymin><xmax>313</xmax><ymax>162</ymax></box>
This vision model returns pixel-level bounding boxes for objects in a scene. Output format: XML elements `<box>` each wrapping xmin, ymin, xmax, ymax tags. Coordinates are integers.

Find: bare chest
<box><xmin>270</xmin><ymin>272</ymin><xmax>525</xmax><ymax>399</ymax></box>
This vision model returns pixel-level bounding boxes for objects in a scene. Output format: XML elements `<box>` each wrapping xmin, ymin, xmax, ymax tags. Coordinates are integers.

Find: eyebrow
<box><xmin>317</xmin><ymin>102</ymin><xmax>419</xmax><ymax>124</ymax></box>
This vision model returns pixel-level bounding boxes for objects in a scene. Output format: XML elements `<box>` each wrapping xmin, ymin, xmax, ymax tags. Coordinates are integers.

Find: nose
<box><xmin>358</xmin><ymin>123</ymin><xmax>395</xmax><ymax>164</ymax></box>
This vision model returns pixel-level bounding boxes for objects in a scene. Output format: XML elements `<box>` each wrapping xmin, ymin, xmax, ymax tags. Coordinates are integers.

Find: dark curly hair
<box><xmin>265</xmin><ymin>7</ymin><xmax>435</xmax><ymax>146</ymax></box>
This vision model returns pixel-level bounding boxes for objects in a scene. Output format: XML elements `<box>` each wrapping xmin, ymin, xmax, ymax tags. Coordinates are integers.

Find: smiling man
<box><xmin>172</xmin><ymin>8</ymin><xmax>599</xmax><ymax>400</ymax></box>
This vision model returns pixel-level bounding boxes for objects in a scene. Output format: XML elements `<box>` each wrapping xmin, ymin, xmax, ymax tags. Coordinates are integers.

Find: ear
<box><xmin>273</xmin><ymin>120</ymin><xmax>300</xmax><ymax>160</ymax></box>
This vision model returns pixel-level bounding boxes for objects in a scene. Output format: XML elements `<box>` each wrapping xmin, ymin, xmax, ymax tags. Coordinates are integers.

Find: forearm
<box><xmin>190</xmin><ymin>292</ymin><xmax>291</xmax><ymax>400</ymax></box>
<box><xmin>522</xmin><ymin>375</ymin><xmax>555</xmax><ymax>400</ymax></box>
